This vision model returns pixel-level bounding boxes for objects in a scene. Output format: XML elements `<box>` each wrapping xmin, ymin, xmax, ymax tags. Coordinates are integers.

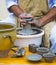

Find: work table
<box><xmin>0</xmin><ymin>47</ymin><xmax>56</xmax><ymax>65</ymax></box>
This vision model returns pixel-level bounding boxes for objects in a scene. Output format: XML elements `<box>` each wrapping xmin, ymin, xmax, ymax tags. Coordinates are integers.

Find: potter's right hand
<box><xmin>18</xmin><ymin>13</ymin><xmax>33</xmax><ymax>27</ymax></box>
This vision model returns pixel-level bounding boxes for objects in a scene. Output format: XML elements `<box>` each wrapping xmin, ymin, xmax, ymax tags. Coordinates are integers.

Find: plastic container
<box><xmin>14</xmin><ymin>28</ymin><xmax>44</xmax><ymax>47</ymax></box>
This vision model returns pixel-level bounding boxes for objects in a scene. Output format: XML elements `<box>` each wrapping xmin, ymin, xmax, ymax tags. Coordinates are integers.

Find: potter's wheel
<box><xmin>17</xmin><ymin>18</ymin><xmax>37</xmax><ymax>35</ymax></box>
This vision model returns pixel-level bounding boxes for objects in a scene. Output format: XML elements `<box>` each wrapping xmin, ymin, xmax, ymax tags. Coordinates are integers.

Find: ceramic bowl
<box><xmin>36</xmin><ymin>47</ymin><xmax>49</xmax><ymax>55</ymax></box>
<box><xmin>43</xmin><ymin>53</ymin><xmax>55</xmax><ymax>62</ymax></box>
<box><xmin>26</xmin><ymin>54</ymin><xmax>42</xmax><ymax>61</ymax></box>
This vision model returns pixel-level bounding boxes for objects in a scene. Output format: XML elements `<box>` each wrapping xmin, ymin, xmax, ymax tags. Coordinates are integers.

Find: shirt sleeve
<box><xmin>53</xmin><ymin>0</ymin><xmax>56</xmax><ymax>7</ymax></box>
<box><xmin>6</xmin><ymin>0</ymin><xmax>18</xmax><ymax>11</ymax></box>
<box><xmin>48</xmin><ymin>0</ymin><xmax>56</xmax><ymax>9</ymax></box>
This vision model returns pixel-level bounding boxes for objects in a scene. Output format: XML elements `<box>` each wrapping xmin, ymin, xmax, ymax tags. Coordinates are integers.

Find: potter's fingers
<box><xmin>19</xmin><ymin>13</ymin><xmax>27</xmax><ymax>18</ymax></box>
<box><xmin>27</xmin><ymin>14</ymin><xmax>33</xmax><ymax>18</ymax></box>
<box><xmin>28</xmin><ymin>21</ymin><xmax>33</xmax><ymax>24</ymax></box>
<box><xmin>19</xmin><ymin>13</ymin><xmax>33</xmax><ymax>19</ymax></box>
<box><xmin>20</xmin><ymin>22</ymin><xmax>26</xmax><ymax>28</ymax></box>
<box><xmin>28</xmin><ymin>21</ymin><xmax>34</xmax><ymax>25</ymax></box>
<box><xmin>20</xmin><ymin>24</ymin><xmax>23</xmax><ymax>28</ymax></box>
<box><xmin>21</xmin><ymin>23</ymin><xmax>26</xmax><ymax>26</ymax></box>
<box><xmin>19</xmin><ymin>18</ymin><xmax>26</xmax><ymax>23</ymax></box>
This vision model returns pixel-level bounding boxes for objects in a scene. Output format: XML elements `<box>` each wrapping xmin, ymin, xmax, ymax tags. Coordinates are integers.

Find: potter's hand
<box><xmin>18</xmin><ymin>13</ymin><xmax>33</xmax><ymax>27</ymax></box>
<box><xmin>31</xmin><ymin>18</ymin><xmax>47</xmax><ymax>27</ymax></box>
<box><xmin>33</xmin><ymin>20</ymin><xmax>42</xmax><ymax>27</ymax></box>
<box><xmin>28</xmin><ymin>19</ymin><xmax>42</xmax><ymax>28</ymax></box>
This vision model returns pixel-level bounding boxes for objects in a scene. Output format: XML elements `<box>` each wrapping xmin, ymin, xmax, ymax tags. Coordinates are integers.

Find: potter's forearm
<box><xmin>44</xmin><ymin>7</ymin><xmax>56</xmax><ymax>21</ymax></box>
<box><xmin>38</xmin><ymin>7</ymin><xmax>56</xmax><ymax>26</ymax></box>
<box><xmin>9</xmin><ymin>5</ymin><xmax>23</xmax><ymax>17</ymax></box>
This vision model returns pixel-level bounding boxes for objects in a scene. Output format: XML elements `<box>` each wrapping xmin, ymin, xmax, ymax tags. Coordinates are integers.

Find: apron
<box><xmin>14</xmin><ymin>0</ymin><xmax>56</xmax><ymax>48</ymax></box>
<box><xmin>19</xmin><ymin>0</ymin><xmax>49</xmax><ymax>16</ymax></box>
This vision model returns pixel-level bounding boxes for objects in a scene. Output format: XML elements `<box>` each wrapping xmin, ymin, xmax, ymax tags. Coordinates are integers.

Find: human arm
<box><xmin>6</xmin><ymin>0</ymin><xmax>23</xmax><ymax>17</ymax></box>
<box><xmin>18</xmin><ymin>7</ymin><xmax>56</xmax><ymax>27</ymax></box>
<box><xmin>34</xmin><ymin>0</ymin><xmax>56</xmax><ymax>27</ymax></box>
<box><xmin>6</xmin><ymin>0</ymin><xmax>33</xmax><ymax>27</ymax></box>
<box><xmin>9</xmin><ymin>5</ymin><xmax>23</xmax><ymax>17</ymax></box>
<box><xmin>35</xmin><ymin>7</ymin><xmax>56</xmax><ymax>27</ymax></box>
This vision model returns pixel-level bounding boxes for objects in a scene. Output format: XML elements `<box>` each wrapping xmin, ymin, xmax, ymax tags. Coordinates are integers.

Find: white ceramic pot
<box><xmin>14</xmin><ymin>28</ymin><xmax>44</xmax><ymax>47</ymax></box>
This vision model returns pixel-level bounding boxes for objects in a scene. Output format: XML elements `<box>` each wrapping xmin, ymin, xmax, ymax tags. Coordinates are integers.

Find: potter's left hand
<box><xmin>29</xmin><ymin>19</ymin><xmax>44</xmax><ymax>27</ymax></box>
<box><xmin>34</xmin><ymin>20</ymin><xmax>43</xmax><ymax>27</ymax></box>
<box><xmin>32</xmin><ymin>17</ymin><xmax>48</xmax><ymax>27</ymax></box>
